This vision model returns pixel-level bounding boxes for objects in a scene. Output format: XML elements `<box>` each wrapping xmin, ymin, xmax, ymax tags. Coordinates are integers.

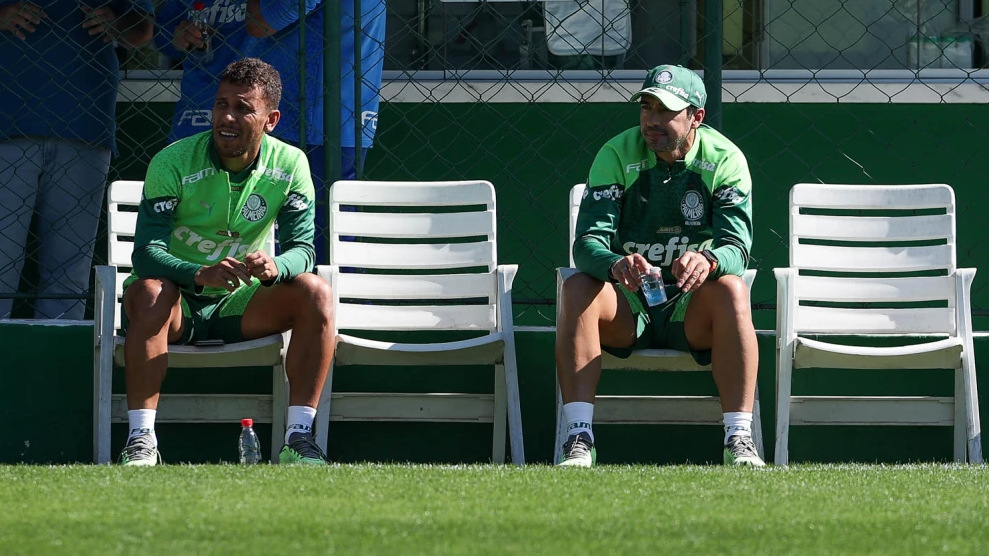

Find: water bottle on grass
<box><xmin>239</xmin><ymin>418</ymin><xmax>262</xmax><ymax>464</ymax></box>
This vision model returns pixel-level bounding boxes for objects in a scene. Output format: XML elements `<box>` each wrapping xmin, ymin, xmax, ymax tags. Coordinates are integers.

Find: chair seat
<box><xmin>112</xmin><ymin>334</ymin><xmax>285</xmax><ymax>368</ymax></box>
<box><xmin>794</xmin><ymin>336</ymin><xmax>963</xmax><ymax>370</ymax></box>
<box><xmin>335</xmin><ymin>332</ymin><xmax>506</xmax><ymax>366</ymax></box>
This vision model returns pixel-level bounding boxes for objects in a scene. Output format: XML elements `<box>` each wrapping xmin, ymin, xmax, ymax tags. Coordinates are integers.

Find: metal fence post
<box><xmin>324</xmin><ymin>0</ymin><xmax>342</xmax><ymax>264</ymax></box>
<box><xmin>703</xmin><ymin>0</ymin><xmax>723</xmax><ymax>131</ymax></box>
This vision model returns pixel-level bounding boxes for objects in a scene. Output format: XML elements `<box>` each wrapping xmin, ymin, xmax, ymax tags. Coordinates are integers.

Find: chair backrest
<box><xmin>787</xmin><ymin>183</ymin><xmax>959</xmax><ymax>336</ymax></box>
<box><xmin>106</xmin><ymin>180</ymin><xmax>276</xmax><ymax>330</ymax></box>
<box><xmin>328</xmin><ymin>180</ymin><xmax>500</xmax><ymax>333</ymax></box>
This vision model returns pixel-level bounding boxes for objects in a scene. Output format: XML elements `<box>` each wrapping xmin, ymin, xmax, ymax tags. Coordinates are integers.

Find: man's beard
<box><xmin>651</xmin><ymin>131</ymin><xmax>688</xmax><ymax>153</ymax></box>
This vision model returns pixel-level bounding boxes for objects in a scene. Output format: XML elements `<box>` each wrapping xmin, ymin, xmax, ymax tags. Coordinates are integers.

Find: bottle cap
<box><xmin>241</xmin><ymin>418</ymin><xmax>253</xmax><ymax>427</ymax></box>
<box><xmin>193</xmin><ymin>2</ymin><xmax>205</xmax><ymax>10</ymax></box>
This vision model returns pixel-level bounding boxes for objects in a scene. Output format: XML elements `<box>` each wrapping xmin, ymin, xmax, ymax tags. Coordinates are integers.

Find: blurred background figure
<box><xmin>0</xmin><ymin>0</ymin><xmax>154</xmax><ymax>319</ymax></box>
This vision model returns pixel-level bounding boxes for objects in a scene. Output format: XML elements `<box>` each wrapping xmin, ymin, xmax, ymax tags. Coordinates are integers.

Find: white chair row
<box><xmin>94</xmin><ymin>180</ymin><xmax>982</xmax><ymax>465</ymax></box>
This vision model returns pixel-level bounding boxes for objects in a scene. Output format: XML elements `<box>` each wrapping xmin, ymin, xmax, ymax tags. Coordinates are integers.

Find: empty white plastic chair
<box><xmin>315</xmin><ymin>180</ymin><xmax>524</xmax><ymax>464</ymax></box>
<box><xmin>774</xmin><ymin>183</ymin><xmax>981</xmax><ymax>464</ymax></box>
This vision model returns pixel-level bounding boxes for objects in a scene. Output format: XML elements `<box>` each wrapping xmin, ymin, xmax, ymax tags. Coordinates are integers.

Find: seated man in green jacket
<box><xmin>119</xmin><ymin>58</ymin><xmax>334</xmax><ymax>466</ymax></box>
<box><xmin>557</xmin><ymin>64</ymin><xmax>764</xmax><ymax>467</ymax></box>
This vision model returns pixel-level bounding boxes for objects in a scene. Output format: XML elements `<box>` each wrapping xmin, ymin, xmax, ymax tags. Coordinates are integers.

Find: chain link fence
<box><xmin>3</xmin><ymin>0</ymin><xmax>988</xmax><ymax>327</ymax></box>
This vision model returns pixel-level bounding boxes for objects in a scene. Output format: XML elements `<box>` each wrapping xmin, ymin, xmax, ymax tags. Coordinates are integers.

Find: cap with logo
<box><xmin>630</xmin><ymin>65</ymin><xmax>707</xmax><ymax>112</ymax></box>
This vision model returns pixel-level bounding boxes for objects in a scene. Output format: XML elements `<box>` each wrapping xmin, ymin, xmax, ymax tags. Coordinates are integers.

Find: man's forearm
<box><xmin>116</xmin><ymin>12</ymin><xmax>153</xmax><ymax>48</ymax></box>
<box><xmin>573</xmin><ymin>236</ymin><xmax>622</xmax><ymax>283</ymax></box>
<box><xmin>709</xmin><ymin>244</ymin><xmax>747</xmax><ymax>278</ymax></box>
<box><xmin>245</xmin><ymin>0</ymin><xmax>277</xmax><ymax>37</ymax></box>
<box><xmin>132</xmin><ymin>245</ymin><xmax>203</xmax><ymax>290</ymax></box>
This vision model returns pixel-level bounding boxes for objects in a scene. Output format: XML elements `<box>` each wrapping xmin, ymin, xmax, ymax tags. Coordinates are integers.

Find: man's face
<box><xmin>638</xmin><ymin>95</ymin><xmax>702</xmax><ymax>154</ymax></box>
<box><xmin>212</xmin><ymin>81</ymin><xmax>279</xmax><ymax>163</ymax></box>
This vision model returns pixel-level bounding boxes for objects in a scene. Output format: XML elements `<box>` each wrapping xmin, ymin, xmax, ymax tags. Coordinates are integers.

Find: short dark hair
<box><xmin>686</xmin><ymin>105</ymin><xmax>699</xmax><ymax>119</ymax></box>
<box><xmin>219</xmin><ymin>58</ymin><xmax>282</xmax><ymax>111</ymax></box>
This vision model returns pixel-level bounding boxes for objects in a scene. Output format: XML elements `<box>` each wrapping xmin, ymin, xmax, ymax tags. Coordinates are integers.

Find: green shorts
<box><xmin>121</xmin><ymin>281</ymin><xmax>262</xmax><ymax>345</ymax></box>
<box><xmin>603</xmin><ymin>282</ymin><xmax>712</xmax><ymax>366</ymax></box>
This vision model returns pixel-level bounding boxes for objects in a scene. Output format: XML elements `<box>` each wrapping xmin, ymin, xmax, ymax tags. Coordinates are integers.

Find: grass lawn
<box><xmin>1</xmin><ymin>464</ymin><xmax>987</xmax><ymax>555</ymax></box>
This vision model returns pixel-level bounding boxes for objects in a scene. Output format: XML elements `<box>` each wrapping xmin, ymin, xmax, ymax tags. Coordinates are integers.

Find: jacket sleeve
<box><xmin>131</xmin><ymin>154</ymin><xmax>204</xmax><ymax>291</ymax></box>
<box><xmin>572</xmin><ymin>144</ymin><xmax>626</xmax><ymax>282</ymax></box>
<box><xmin>707</xmin><ymin>150</ymin><xmax>754</xmax><ymax>278</ymax></box>
<box><xmin>152</xmin><ymin>0</ymin><xmax>186</xmax><ymax>61</ymax></box>
<box><xmin>259</xmin><ymin>0</ymin><xmax>322</xmax><ymax>33</ymax></box>
<box><xmin>266</xmin><ymin>156</ymin><xmax>316</xmax><ymax>285</ymax></box>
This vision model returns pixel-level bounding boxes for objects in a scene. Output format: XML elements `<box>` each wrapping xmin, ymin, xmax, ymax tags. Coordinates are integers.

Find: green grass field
<box><xmin>1</xmin><ymin>464</ymin><xmax>987</xmax><ymax>555</ymax></box>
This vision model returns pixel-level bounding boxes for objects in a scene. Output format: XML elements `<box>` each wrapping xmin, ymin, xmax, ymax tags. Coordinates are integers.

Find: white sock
<box><xmin>127</xmin><ymin>409</ymin><xmax>157</xmax><ymax>446</ymax></box>
<box><xmin>285</xmin><ymin>405</ymin><xmax>317</xmax><ymax>443</ymax></box>
<box><xmin>563</xmin><ymin>401</ymin><xmax>595</xmax><ymax>443</ymax></box>
<box><xmin>723</xmin><ymin>411</ymin><xmax>753</xmax><ymax>444</ymax></box>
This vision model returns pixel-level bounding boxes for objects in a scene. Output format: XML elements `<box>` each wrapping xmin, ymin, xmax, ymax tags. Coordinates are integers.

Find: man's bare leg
<box><xmin>555</xmin><ymin>273</ymin><xmax>637</xmax><ymax>465</ymax></box>
<box><xmin>120</xmin><ymin>278</ymin><xmax>185</xmax><ymax>465</ymax></box>
<box><xmin>241</xmin><ymin>273</ymin><xmax>334</xmax><ymax>463</ymax></box>
<box><xmin>683</xmin><ymin>274</ymin><xmax>763</xmax><ymax>465</ymax></box>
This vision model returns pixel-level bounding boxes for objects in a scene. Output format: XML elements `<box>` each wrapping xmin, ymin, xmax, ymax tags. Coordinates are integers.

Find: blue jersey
<box><xmin>0</xmin><ymin>0</ymin><xmax>153</xmax><ymax>155</ymax></box>
<box><xmin>157</xmin><ymin>0</ymin><xmax>386</xmax><ymax>148</ymax></box>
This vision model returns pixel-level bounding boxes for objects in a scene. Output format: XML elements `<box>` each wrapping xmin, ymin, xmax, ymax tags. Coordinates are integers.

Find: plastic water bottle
<box><xmin>238</xmin><ymin>418</ymin><xmax>262</xmax><ymax>464</ymax></box>
<box><xmin>187</xmin><ymin>2</ymin><xmax>213</xmax><ymax>65</ymax></box>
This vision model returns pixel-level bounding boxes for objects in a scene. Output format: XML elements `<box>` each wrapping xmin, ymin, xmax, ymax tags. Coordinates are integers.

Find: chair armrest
<box><xmin>315</xmin><ymin>265</ymin><xmax>340</xmax><ymax>336</ymax></box>
<box><xmin>497</xmin><ymin>264</ymin><xmax>519</xmax><ymax>291</ymax></box>
<box><xmin>94</xmin><ymin>266</ymin><xmax>117</xmax><ymax>348</ymax></box>
<box><xmin>557</xmin><ymin>267</ymin><xmax>579</xmax><ymax>285</ymax></box>
<box><xmin>773</xmin><ymin>267</ymin><xmax>797</xmax><ymax>345</ymax></box>
<box><xmin>496</xmin><ymin>265</ymin><xmax>519</xmax><ymax>334</ymax></box>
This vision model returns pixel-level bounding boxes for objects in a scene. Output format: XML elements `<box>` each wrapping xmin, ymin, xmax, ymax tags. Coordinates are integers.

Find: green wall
<box><xmin>3</xmin><ymin>99</ymin><xmax>983</xmax><ymax>465</ymax></box>
<box><xmin>2</xmin><ymin>323</ymin><xmax>984</xmax><ymax>465</ymax></box>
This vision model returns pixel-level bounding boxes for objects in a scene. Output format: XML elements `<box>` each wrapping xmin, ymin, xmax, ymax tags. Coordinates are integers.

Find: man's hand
<box><xmin>194</xmin><ymin>257</ymin><xmax>253</xmax><ymax>292</ymax></box>
<box><xmin>671</xmin><ymin>251</ymin><xmax>711</xmax><ymax>293</ymax></box>
<box><xmin>0</xmin><ymin>2</ymin><xmax>45</xmax><ymax>40</ymax></box>
<box><xmin>171</xmin><ymin>19</ymin><xmax>207</xmax><ymax>50</ymax></box>
<box><xmin>80</xmin><ymin>5</ymin><xmax>119</xmax><ymax>43</ymax></box>
<box><xmin>609</xmin><ymin>254</ymin><xmax>651</xmax><ymax>292</ymax></box>
<box><xmin>244</xmin><ymin>251</ymin><xmax>278</xmax><ymax>282</ymax></box>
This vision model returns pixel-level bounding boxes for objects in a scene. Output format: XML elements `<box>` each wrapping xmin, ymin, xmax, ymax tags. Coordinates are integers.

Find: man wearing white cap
<box><xmin>556</xmin><ymin>64</ymin><xmax>763</xmax><ymax>467</ymax></box>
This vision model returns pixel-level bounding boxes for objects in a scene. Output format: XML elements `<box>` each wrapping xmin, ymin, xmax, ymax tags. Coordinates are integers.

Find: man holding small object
<box><xmin>118</xmin><ymin>58</ymin><xmax>335</xmax><ymax>466</ymax></box>
<box><xmin>556</xmin><ymin>64</ymin><xmax>762</xmax><ymax>467</ymax></box>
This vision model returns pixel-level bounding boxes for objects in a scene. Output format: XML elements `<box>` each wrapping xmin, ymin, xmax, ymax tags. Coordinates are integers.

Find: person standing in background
<box><xmin>0</xmin><ymin>0</ymin><xmax>154</xmax><ymax>319</ymax></box>
<box><xmin>155</xmin><ymin>0</ymin><xmax>386</xmax><ymax>262</ymax></box>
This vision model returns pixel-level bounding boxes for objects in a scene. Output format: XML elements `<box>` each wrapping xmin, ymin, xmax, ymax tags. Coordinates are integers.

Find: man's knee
<box><xmin>559</xmin><ymin>272</ymin><xmax>612</xmax><ymax>321</ymax></box>
<box><xmin>704</xmin><ymin>274</ymin><xmax>751</xmax><ymax>317</ymax></box>
<box><xmin>286</xmin><ymin>273</ymin><xmax>334</xmax><ymax>321</ymax></box>
<box><xmin>124</xmin><ymin>278</ymin><xmax>180</xmax><ymax>326</ymax></box>
<box><xmin>561</xmin><ymin>272</ymin><xmax>608</xmax><ymax>305</ymax></box>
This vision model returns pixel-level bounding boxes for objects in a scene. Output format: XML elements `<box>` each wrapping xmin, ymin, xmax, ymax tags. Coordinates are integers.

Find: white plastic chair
<box><xmin>314</xmin><ymin>180</ymin><xmax>525</xmax><ymax>464</ymax></box>
<box><xmin>554</xmin><ymin>183</ymin><xmax>764</xmax><ymax>463</ymax></box>
<box><xmin>774</xmin><ymin>183</ymin><xmax>982</xmax><ymax>465</ymax></box>
<box><xmin>93</xmin><ymin>180</ymin><xmax>288</xmax><ymax>464</ymax></box>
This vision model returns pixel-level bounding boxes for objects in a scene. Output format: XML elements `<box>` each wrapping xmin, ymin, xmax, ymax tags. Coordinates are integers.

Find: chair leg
<box><xmin>553</xmin><ymin>374</ymin><xmax>565</xmax><ymax>465</ymax></box>
<box><xmin>492</xmin><ymin>364</ymin><xmax>507</xmax><ymax>464</ymax></box>
<box><xmin>962</xmin><ymin>351</ymin><xmax>983</xmax><ymax>463</ymax></box>
<box><xmin>502</xmin><ymin>339</ymin><xmax>525</xmax><ymax>465</ymax></box>
<box><xmin>94</xmin><ymin>344</ymin><xmax>113</xmax><ymax>464</ymax></box>
<box><xmin>315</xmin><ymin>359</ymin><xmax>335</xmax><ymax>454</ymax></box>
<box><xmin>775</xmin><ymin>343</ymin><xmax>794</xmax><ymax>466</ymax></box>
<box><xmin>271</xmin><ymin>361</ymin><xmax>288</xmax><ymax>464</ymax></box>
<box><xmin>954</xmin><ymin>365</ymin><xmax>968</xmax><ymax>463</ymax></box>
<box><xmin>752</xmin><ymin>383</ymin><xmax>765</xmax><ymax>460</ymax></box>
